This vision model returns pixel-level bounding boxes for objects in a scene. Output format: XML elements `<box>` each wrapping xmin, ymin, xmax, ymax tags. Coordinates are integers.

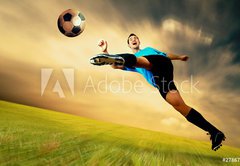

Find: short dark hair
<box><xmin>127</xmin><ymin>33</ymin><xmax>138</xmax><ymax>44</ymax></box>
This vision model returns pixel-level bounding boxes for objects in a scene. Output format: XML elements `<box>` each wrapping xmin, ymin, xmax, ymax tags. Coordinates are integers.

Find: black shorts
<box><xmin>143</xmin><ymin>55</ymin><xmax>177</xmax><ymax>99</ymax></box>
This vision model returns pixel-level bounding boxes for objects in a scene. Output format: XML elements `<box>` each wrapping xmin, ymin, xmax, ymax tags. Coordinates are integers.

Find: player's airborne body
<box><xmin>90</xmin><ymin>33</ymin><xmax>225</xmax><ymax>151</ymax></box>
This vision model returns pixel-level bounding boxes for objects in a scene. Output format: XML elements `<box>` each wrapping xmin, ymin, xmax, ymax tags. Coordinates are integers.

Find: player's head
<box><xmin>127</xmin><ymin>33</ymin><xmax>140</xmax><ymax>50</ymax></box>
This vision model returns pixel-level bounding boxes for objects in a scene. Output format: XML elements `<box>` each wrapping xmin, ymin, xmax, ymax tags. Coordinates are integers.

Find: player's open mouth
<box><xmin>132</xmin><ymin>42</ymin><xmax>137</xmax><ymax>45</ymax></box>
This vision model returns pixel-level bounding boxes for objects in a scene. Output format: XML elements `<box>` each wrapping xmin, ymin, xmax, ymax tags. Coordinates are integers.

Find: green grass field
<box><xmin>0</xmin><ymin>100</ymin><xmax>239</xmax><ymax>166</ymax></box>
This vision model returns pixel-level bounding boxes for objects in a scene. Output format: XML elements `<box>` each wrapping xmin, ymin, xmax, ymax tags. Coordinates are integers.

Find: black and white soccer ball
<box><xmin>57</xmin><ymin>9</ymin><xmax>86</xmax><ymax>37</ymax></box>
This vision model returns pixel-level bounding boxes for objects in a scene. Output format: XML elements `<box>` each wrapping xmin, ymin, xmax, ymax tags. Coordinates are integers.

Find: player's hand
<box><xmin>180</xmin><ymin>55</ymin><xmax>189</xmax><ymax>61</ymax></box>
<box><xmin>98</xmin><ymin>39</ymin><xmax>108</xmax><ymax>53</ymax></box>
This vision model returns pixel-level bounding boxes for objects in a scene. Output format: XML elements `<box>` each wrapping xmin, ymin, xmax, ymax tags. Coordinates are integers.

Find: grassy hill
<box><xmin>0</xmin><ymin>100</ymin><xmax>239</xmax><ymax>166</ymax></box>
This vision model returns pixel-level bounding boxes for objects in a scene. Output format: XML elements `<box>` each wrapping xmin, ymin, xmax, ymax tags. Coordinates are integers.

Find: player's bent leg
<box><xmin>165</xmin><ymin>90</ymin><xmax>225</xmax><ymax>151</ymax></box>
<box><xmin>135</xmin><ymin>57</ymin><xmax>152</xmax><ymax>70</ymax></box>
<box><xmin>165</xmin><ymin>90</ymin><xmax>191</xmax><ymax>116</ymax></box>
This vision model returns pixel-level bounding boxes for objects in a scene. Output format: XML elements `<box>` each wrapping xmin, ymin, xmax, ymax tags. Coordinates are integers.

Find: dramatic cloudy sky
<box><xmin>0</xmin><ymin>0</ymin><xmax>239</xmax><ymax>147</ymax></box>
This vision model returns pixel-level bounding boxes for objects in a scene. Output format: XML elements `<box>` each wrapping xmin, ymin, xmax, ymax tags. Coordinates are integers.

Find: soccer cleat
<box><xmin>208</xmin><ymin>131</ymin><xmax>226</xmax><ymax>151</ymax></box>
<box><xmin>90</xmin><ymin>54</ymin><xmax>125</xmax><ymax>66</ymax></box>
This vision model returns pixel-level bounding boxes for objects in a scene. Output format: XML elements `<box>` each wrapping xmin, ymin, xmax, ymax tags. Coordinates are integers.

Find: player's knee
<box><xmin>172</xmin><ymin>102</ymin><xmax>188</xmax><ymax>111</ymax></box>
<box><xmin>169</xmin><ymin>99</ymin><xmax>182</xmax><ymax>108</ymax></box>
<box><xmin>173</xmin><ymin>102</ymin><xmax>190</xmax><ymax>111</ymax></box>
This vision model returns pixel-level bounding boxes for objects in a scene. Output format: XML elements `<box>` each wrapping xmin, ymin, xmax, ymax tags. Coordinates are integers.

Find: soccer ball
<box><xmin>57</xmin><ymin>9</ymin><xmax>86</xmax><ymax>37</ymax></box>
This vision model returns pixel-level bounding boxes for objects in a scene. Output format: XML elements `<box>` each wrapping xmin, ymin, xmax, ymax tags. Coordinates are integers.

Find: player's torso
<box><xmin>134</xmin><ymin>47</ymin><xmax>167</xmax><ymax>57</ymax></box>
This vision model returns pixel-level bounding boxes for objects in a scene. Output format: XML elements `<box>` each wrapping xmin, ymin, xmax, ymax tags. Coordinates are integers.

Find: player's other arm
<box><xmin>98</xmin><ymin>39</ymin><xmax>124</xmax><ymax>69</ymax></box>
<box><xmin>167</xmin><ymin>53</ymin><xmax>189</xmax><ymax>61</ymax></box>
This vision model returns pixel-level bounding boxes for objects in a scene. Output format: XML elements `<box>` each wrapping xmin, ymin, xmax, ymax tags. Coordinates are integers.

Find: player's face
<box><xmin>128</xmin><ymin>36</ymin><xmax>140</xmax><ymax>49</ymax></box>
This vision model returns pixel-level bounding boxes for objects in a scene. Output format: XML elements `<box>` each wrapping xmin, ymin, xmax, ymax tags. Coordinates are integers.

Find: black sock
<box><xmin>117</xmin><ymin>53</ymin><xmax>137</xmax><ymax>68</ymax></box>
<box><xmin>186</xmin><ymin>108</ymin><xmax>219</xmax><ymax>134</ymax></box>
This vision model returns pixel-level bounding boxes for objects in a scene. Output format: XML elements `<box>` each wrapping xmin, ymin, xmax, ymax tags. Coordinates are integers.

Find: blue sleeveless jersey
<box><xmin>123</xmin><ymin>47</ymin><xmax>168</xmax><ymax>87</ymax></box>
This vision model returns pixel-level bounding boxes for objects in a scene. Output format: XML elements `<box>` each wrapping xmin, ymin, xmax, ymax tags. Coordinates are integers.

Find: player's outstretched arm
<box><xmin>167</xmin><ymin>53</ymin><xmax>189</xmax><ymax>61</ymax></box>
